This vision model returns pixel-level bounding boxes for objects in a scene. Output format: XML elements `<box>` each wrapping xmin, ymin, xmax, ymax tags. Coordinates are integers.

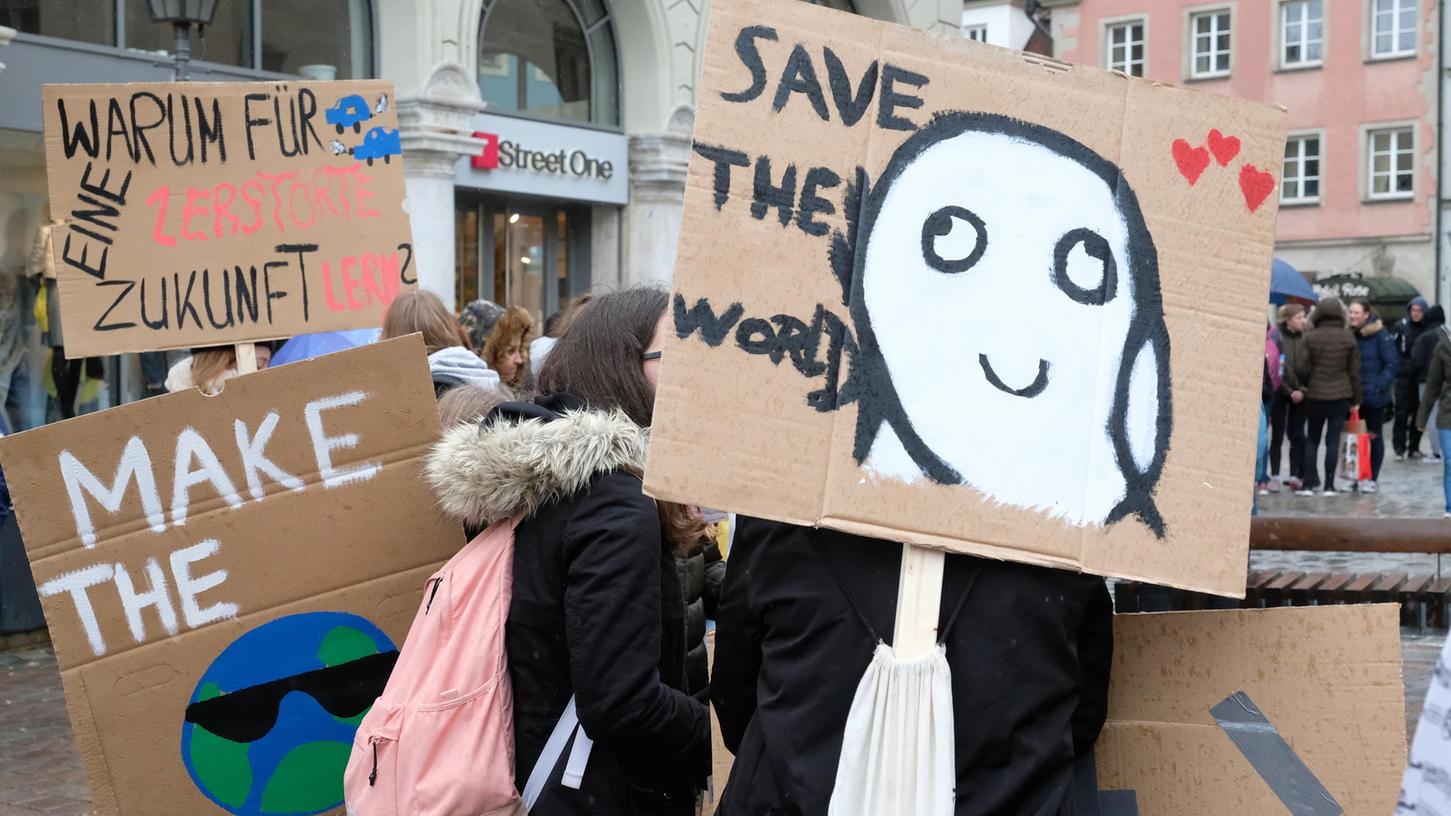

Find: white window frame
<box><xmin>1362</xmin><ymin>123</ymin><xmax>1417</xmax><ymax>201</ymax></box>
<box><xmin>1368</xmin><ymin>0</ymin><xmax>1418</xmax><ymax>59</ymax></box>
<box><xmin>964</xmin><ymin>24</ymin><xmax>989</xmax><ymax>42</ymax></box>
<box><xmin>1281</xmin><ymin>131</ymin><xmax>1323</xmax><ymax>205</ymax></box>
<box><xmin>1103</xmin><ymin>17</ymin><xmax>1147</xmax><ymax>76</ymax></box>
<box><xmin>1279</xmin><ymin>0</ymin><xmax>1324</xmax><ymax>68</ymax></box>
<box><xmin>1186</xmin><ymin>6</ymin><xmax>1234</xmax><ymax>80</ymax></box>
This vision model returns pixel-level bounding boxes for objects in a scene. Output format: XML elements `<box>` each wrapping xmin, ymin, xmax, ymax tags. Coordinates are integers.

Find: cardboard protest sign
<box><xmin>42</xmin><ymin>80</ymin><xmax>413</xmax><ymax>357</ymax></box>
<box><xmin>1097</xmin><ymin>605</ymin><xmax>1405</xmax><ymax>815</ymax></box>
<box><xmin>0</xmin><ymin>337</ymin><xmax>458</xmax><ymax>815</ymax></box>
<box><xmin>643</xmin><ymin>0</ymin><xmax>1288</xmax><ymax>596</ymax></box>
<box><xmin>1398</xmin><ymin>630</ymin><xmax>1451</xmax><ymax>814</ymax></box>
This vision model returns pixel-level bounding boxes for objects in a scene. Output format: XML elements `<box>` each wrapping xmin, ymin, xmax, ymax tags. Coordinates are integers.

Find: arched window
<box><xmin>478</xmin><ymin>0</ymin><xmax>620</xmax><ymax>128</ymax></box>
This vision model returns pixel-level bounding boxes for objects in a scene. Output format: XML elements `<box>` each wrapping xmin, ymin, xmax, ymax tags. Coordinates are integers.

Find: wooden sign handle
<box><xmin>893</xmin><ymin>543</ymin><xmax>945</xmax><ymax>659</ymax></box>
<box><xmin>234</xmin><ymin>343</ymin><xmax>257</xmax><ymax>375</ymax></box>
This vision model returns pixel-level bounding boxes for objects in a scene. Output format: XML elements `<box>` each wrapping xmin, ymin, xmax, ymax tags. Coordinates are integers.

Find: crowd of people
<box><xmin>3</xmin><ymin>282</ymin><xmax>1443</xmax><ymax>813</ymax></box>
<box><xmin>1260</xmin><ymin>295</ymin><xmax>1451</xmax><ymax>517</ymax></box>
<box><xmin>398</xmin><ymin>286</ymin><xmax>1112</xmax><ymax>814</ymax></box>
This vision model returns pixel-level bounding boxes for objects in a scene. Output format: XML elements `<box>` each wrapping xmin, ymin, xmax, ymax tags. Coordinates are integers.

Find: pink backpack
<box><xmin>343</xmin><ymin>516</ymin><xmax>592</xmax><ymax>816</ymax></box>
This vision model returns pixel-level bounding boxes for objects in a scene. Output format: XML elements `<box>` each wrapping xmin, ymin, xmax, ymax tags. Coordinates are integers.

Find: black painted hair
<box><xmin>847</xmin><ymin>111</ymin><xmax>1173</xmax><ymax>537</ymax></box>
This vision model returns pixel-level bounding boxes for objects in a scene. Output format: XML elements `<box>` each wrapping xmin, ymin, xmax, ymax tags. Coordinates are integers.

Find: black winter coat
<box><xmin>678</xmin><ymin>539</ymin><xmax>726</xmax><ymax>700</ymax></box>
<box><xmin>427</xmin><ymin>396</ymin><xmax>710</xmax><ymax>815</ymax></box>
<box><xmin>1412</xmin><ymin>306</ymin><xmax>1448</xmax><ymax>384</ymax></box>
<box><xmin>712</xmin><ymin>519</ymin><xmax>1113</xmax><ymax>816</ymax></box>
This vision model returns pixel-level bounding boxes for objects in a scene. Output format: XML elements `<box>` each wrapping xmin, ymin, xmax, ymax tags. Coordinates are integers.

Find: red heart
<box><xmin>1239</xmin><ymin>164</ymin><xmax>1276</xmax><ymax>212</ymax></box>
<box><xmin>1207</xmin><ymin>128</ymin><xmax>1241</xmax><ymax>167</ymax></box>
<box><xmin>1172</xmin><ymin>139</ymin><xmax>1211</xmax><ymax>185</ymax></box>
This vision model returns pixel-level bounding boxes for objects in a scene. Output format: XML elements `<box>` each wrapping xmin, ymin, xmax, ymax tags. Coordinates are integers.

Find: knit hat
<box><xmin>459</xmin><ymin>299</ymin><xmax>505</xmax><ymax>351</ymax></box>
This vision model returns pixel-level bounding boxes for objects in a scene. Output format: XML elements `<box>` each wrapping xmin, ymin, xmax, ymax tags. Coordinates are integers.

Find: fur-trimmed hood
<box><xmin>425</xmin><ymin>400</ymin><xmax>648</xmax><ymax>528</ymax></box>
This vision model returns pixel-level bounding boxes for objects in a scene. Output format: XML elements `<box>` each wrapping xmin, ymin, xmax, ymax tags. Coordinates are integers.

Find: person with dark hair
<box><xmin>1295</xmin><ymin>298</ymin><xmax>1362</xmax><ymax>496</ymax></box>
<box><xmin>1413</xmin><ymin>305</ymin><xmax>1448</xmax><ymax>462</ymax></box>
<box><xmin>1348</xmin><ymin>299</ymin><xmax>1399</xmax><ymax>491</ymax></box>
<box><xmin>425</xmin><ymin>287</ymin><xmax>709</xmax><ymax>814</ymax></box>
<box><xmin>1270</xmin><ymin>303</ymin><xmax>1309</xmax><ymax>490</ymax></box>
<box><xmin>531</xmin><ymin>294</ymin><xmax>595</xmax><ymax>379</ymax></box>
<box><xmin>711</xmin><ymin>522</ymin><xmax>1112</xmax><ymax>815</ymax></box>
<box><xmin>1393</xmin><ymin>296</ymin><xmax>1430</xmax><ymax>459</ymax></box>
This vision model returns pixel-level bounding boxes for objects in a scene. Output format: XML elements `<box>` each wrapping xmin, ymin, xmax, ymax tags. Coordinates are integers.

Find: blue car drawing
<box><xmin>353</xmin><ymin>127</ymin><xmax>401</xmax><ymax>165</ymax></box>
<box><xmin>325</xmin><ymin>94</ymin><xmax>372</xmax><ymax>134</ymax></box>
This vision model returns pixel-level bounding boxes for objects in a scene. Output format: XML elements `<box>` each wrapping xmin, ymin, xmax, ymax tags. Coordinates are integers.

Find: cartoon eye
<box><xmin>1052</xmin><ymin>227</ymin><xmax>1118</xmax><ymax>306</ymax></box>
<box><xmin>921</xmin><ymin>206</ymin><xmax>987</xmax><ymax>274</ymax></box>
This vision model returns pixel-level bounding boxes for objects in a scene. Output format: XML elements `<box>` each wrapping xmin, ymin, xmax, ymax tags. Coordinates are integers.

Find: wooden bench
<box><xmin>1115</xmin><ymin>518</ymin><xmax>1451</xmax><ymax>627</ymax></box>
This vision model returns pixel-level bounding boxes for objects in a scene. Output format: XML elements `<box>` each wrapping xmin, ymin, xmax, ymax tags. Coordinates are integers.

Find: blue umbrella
<box><xmin>1270</xmin><ymin>258</ymin><xmax>1317</xmax><ymax>304</ymax></box>
<box><xmin>271</xmin><ymin>328</ymin><xmax>380</xmax><ymax>366</ymax></box>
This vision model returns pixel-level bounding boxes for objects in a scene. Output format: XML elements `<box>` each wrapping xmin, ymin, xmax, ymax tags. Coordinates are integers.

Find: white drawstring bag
<box><xmin>816</xmin><ymin>543</ymin><xmax>979</xmax><ymax>816</ymax></box>
<box><xmin>829</xmin><ymin>642</ymin><xmax>956</xmax><ymax>816</ymax></box>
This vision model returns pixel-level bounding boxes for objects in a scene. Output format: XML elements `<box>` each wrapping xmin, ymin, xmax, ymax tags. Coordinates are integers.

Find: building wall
<box><xmin>376</xmin><ymin>0</ymin><xmax>964</xmax><ymax>304</ymax></box>
<box><xmin>963</xmin><ymin>0</ymin><xmax>1038</xmax><ymax>49</ymax></box>
<box><xmin>1047</xmin><ymin>0</ymin><xmax>1441</xmax><ymax>299</ymax></box>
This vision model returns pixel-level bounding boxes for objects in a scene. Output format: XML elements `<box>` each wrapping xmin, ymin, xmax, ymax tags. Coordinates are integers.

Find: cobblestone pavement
<box><xmin>0</xmin><ymin>647</ymin><xmax>91</xmax><ymax>816</ymax></box>
<box><xmin>0</xmin><ymin>457</ymin><xmax>1444</xmax><ymax>813</ymax></box>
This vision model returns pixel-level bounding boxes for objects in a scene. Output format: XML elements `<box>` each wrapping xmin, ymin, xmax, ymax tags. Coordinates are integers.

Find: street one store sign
<box><xmin>455</xmin><ymin>113</ymin><xmax>629</xmax><ymax>206</ymax></box>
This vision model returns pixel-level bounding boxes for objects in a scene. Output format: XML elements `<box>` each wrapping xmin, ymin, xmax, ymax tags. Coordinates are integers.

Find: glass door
<box><xmin>455</xmin><ymin>193</ymin><xmax>591</xmax><ymax>327</ymax></box>
<box><xmin>492</xmin><ymin>206</ymin><xmax>548</xmax><ymax>324</ymax></box>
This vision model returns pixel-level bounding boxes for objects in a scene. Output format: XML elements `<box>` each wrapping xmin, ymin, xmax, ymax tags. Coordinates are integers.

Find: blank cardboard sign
<box><xmin>643</xmin><ymin>0</ymin><xmax>1288</xmax><ymax>596</ymax></box>
<box><xmin>1097</xmin><ymin>605</ymin><xmax>1405</xmax><ymax>815</ymax></box>
<box><xmin>41</xmin><ymin>80</ymin><xmax>414</xmax><ymax>357</ymax></box>
<box><xmin>0</xmin><ymin>337</ymin><xmax>459</xmax><ymax>815</ymax></box>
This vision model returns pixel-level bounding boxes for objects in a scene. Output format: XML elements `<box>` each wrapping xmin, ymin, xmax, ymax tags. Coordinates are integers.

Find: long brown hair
<box><xmin>382</xmin><ymin>289</ymin><xmax>471</xmax><ymax>355</ymax></box>
<box><xmin>537</xmin><ymin>288</ymin><xmax>706</xmax><ymax>553</ymax></box>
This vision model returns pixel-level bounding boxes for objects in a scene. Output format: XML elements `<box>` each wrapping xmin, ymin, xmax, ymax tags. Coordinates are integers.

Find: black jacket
<box><xmin>1393</xmin><ymin>296</ymin><xmax>1431</xmax><ymax>374</ymax></box>
<box><xmin>1412</xmin><ymin>306</ymin><xmax>1447</xmax><ymax>384</ymax></box>
<box><xmin>678</xmin><ymin>538</ymin><xmax>726</xmax><ymax>700</ymax></box>
<box><xmin>711</xmin><ymin>519</ymin><xmax>1113</xmax><ymax>816</ymax></box>
<box><xmin>426</xmin><ymin>396</ymin><xmax>710</xmax><ymax>814</ymax></box>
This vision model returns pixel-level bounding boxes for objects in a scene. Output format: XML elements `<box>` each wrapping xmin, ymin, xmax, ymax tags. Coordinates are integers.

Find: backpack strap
<box><xmin>521</xmin><ymin>695</ymin><xmax>592</xmax><ymax>808</ymax></box>
<box><xmin>936</xmin><ymin>562</ymin><xmax>984</xmax><ymax>646</ymax></box>
<box><xmin>812</xmin><ymin>539</ymin><xmax>984</xmax><ymax>648</ymax></box>
<box><xmin>813</xmin><ymin>539</ymin><xmax>882</xmax><ymax>643</ymax></box>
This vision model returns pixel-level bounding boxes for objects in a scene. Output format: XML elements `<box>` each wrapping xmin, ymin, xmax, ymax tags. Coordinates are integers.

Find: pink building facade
<box><xmin>1044</xmin><ymin>0</ymin><xmax>1442</xmax><ymax>301</ymax></box>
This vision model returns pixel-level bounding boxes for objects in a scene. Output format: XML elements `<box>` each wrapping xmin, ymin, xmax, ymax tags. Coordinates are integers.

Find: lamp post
<box><xmin>146</xmin><ymin>0</ymin><xmax>220</xmax><ymax>81</ymax></box>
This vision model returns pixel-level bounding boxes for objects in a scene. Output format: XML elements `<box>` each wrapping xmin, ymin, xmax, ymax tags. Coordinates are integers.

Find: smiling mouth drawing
<box><xmin>979</xmin><ymin>354</ymin><xmax>1050</xmax><ymax>398</ymax></box>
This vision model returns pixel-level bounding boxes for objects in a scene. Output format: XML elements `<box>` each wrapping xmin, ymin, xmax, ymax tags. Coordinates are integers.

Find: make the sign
<box><xmin>42</xmin><ymin>80</ymin><xmax>414</xmax><ymax>357</ymax></box>
<box><xmin>643</xmin><ymin>0</ymin><xmax>1289</xmax><ymax>597</ymax></box>
<box><xmin>0</xmin><ymin>337</ymin><xmax>459</xmax><ymax>815</ymax></box>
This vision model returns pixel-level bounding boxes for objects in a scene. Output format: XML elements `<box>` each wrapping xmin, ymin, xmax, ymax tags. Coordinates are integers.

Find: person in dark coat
<box><xmin>1413</xmin><ymin>305</ymin><xmax>1448</xmax><ymax>462</ymax></box>
<box><xmin>1270</xmin><ymin>303</ymin><xmax>1309</xmax><ymax>489</ymax></box>
<box><xmin>1393</xmin><ymin>296</ymin><xmax>1430</xmax><ymax>458</ymax></box>
<box><xmin>425</xmin><ymin>289</ymin><xmax>709</xmax><ymax>815</ymax></box>
<box><xmin>1295</xmin><ymin>298</ymin><xmax>1362</xmax><ymax>495</ymax></box>
<box><xmin>1416</xmin><ymin>322</ymin><xmax>1451</xmax><ymax>517</ymax></box>
<box><xmin>677</xmin><ymin>542</ymin><xmax>709</xmax><ymax>700</ymax></box>
<box><xmin>1347</xmin><ymin>300</ymin><xmax>1400</xmax><ymax>490</ymax></box>
<box><xmin>711</xmin><ymin>520</ymin><xmax>1113</xmax><ymax>815</ymax></box>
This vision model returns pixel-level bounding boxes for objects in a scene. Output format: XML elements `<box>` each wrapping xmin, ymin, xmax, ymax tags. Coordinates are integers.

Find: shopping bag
<box><xmin>1344</xmin><ymin>409</ymin><xmax>1372</xmax><ymax>483</ymax></box>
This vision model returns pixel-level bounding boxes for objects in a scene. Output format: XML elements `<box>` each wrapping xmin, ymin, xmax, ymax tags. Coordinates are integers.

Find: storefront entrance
<box><xmin>455</xmin><ymin>194</ymin><xmax>592</xmax><ymax>326</ymax></box>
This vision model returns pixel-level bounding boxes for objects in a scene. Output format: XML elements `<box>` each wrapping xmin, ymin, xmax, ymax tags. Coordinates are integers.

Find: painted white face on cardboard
<box><xmin>859</xmin><ymin>126</ymin><xmax>1164</xmax><ymax>529</ymax></box>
